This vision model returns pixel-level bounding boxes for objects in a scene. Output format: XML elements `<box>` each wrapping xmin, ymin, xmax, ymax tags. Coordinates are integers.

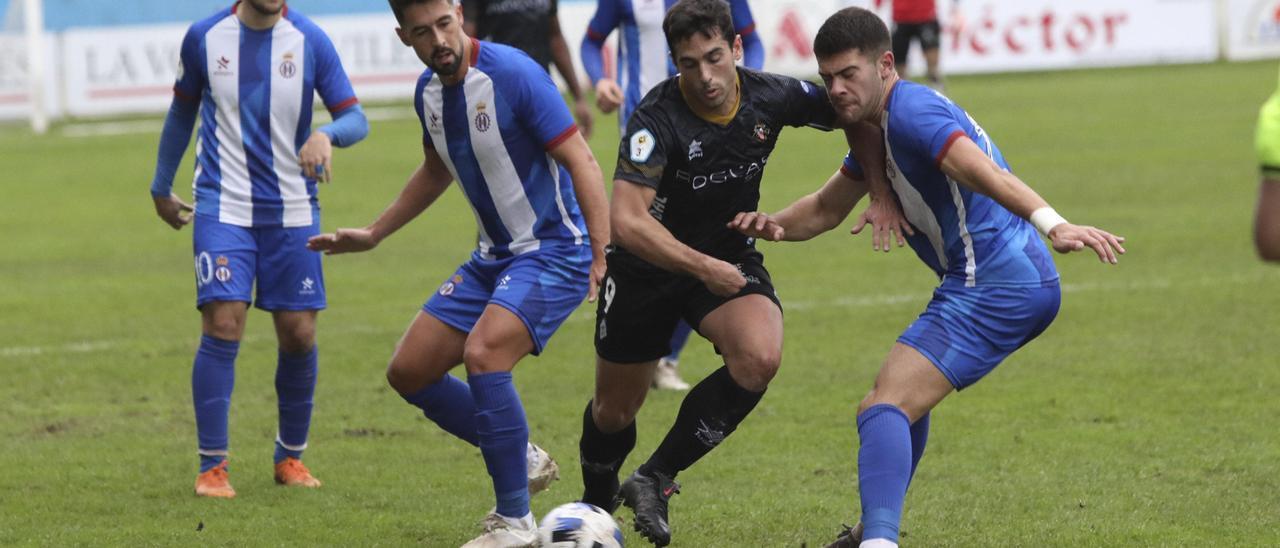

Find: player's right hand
<box><xmin>727</xmin><ymin>211</ymin><xmax>785</xmax><ymax>241</ymax></box>
<box><xmin>701</xmin><ymin>258</ymin><xmax>747</xmax><ymax>297</ymax></box>
<box><xmin>596</xmin><ymin>80</ymin><xmax>623</xmax><ymax>114</ymax></box>
<box><xmin>153</xmin><ymin>193</ymin><xmax>194</xmax><ymax>230</ymax></box>
<box><xmin>306</xmin><ymin>228</ymin><xmax>378</xmax><ymax>255</ymax></box>
<box><xmin>1047</xmin><ymin>223</ymin><xmax>1126</xmax><ymax>264</ymax></box>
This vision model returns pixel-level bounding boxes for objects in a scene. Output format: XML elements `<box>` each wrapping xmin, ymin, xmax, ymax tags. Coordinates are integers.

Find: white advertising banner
<box><xmin>60</xmin><ymin>23</ymin><xmax>187</xmax><ymax>116</ymax></box>
<box><xmin>58</xmin><ymin>15</ymin><xmax>425</xmax><ymax>117</ymax></box>
<box><xmin>7</xmin><ymin>0</ymin><xmax>1224</xmax><ymax>121</ymax></box>
<box><xmin>1225</xmin><ymin>0</ymin><xmax>1280</xmax><ymax>60</ymax></box>
<box><xmin>0</xmin><ymin>32</ymin><xmax>61</xmax><ymax>120</ymax></box>
<box><xmin>751</xmin><ymin>0</ymin><xmax>1218</xmax><ymax>77</ymax></box>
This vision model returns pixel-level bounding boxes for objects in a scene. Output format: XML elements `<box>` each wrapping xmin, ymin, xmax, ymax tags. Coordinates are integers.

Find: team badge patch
<box><xmin>688</xmin><ymin>139</ymin><xmax>703</xmax><ymax>161</ymax></box>
<box><xmin>475</xmin><ymin>101</ymin><xmax>491</xmax><ymax>132</ymax></box>
<box><xmin>279</xmin><ymin>53</ymin><xmax>297</xmax><ymax>78</ymax></box>
<box><xmin>215</xmin><ymin>266</ymin><xmax>232</xmax><ymax>283</ymax></box>
<box><xmin>753</xmin><ymin>122</ymin><xmax>771</xmax><ymax>142</ymax></box>
<box><xmin>630</xmin><ymin>129</ymin><xmax>656</xmax><ymax>163</ymax></box>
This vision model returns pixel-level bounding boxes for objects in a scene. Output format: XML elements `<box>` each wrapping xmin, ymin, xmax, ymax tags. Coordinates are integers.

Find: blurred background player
<box><xmin>148</xmin><ymin>0</ymin><xmax>368</xmax><ymax>498</ymax></box>
<box><xmin>873</xmin><ymin>0</ymin><xmax>959</xmax><ymax>90</ymax></box>
<box><xmin>309</xmin><ymin>0</ymin><xmax>608</xmax><ymax>545</ymax></box>
<box><xmin>1255</xmin><ymin>65</ymin><xmax>1280</xmax><ymax>262</ymax></box>
<box><xmin>464</xmin><ymin>0</ymin><xmax>595</xmax><ymax>137</ymax></box>
<box><xmin>580</xmin><ymin>0</ymin><xmax>764</xmax><ymax>391</ymax></box>
<box><xmin>730</xmin><ymin>8</ymin><xmax>1124</xmax><ymax>547</ymax></box>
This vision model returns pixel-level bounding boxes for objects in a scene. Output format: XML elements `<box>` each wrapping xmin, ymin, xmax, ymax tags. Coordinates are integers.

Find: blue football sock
<box><xmin>664</xmin><ymin>321</ymin><xmax>694</xmax><ymax>362</ymax></box>
<box><xmin>401</xmin><ymin>374</ymin><xmax>480</xmax><ymax>446</ymax></box>
<box><xmin>469</xmin><ymin>372</ymin><xmax>529</xmax><ymax>519</ymax></box>
<box><xmin>274</xmin><ymin>346</ymin><xmax>318</xmax><ymax>463</ymax></box>
<box><xmin>857</xmin><ymin>403</ymin><xmax>912</xmax><ymax>543</ymax></box>
<box><xmin>909</xmin><ymin>412</ymin><xmax>930</xmax><ymax>483</ymax></box>
<box><xmin>193</xmin><ymin>335</ymin><xmax>238</xmax><ymax>472</ymax></box>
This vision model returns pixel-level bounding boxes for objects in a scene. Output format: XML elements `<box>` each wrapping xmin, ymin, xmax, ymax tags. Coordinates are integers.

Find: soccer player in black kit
<box><xmin>575</xmin><ymin>0</ymin><xmax>906</xmax><ymax>545</ymax></box>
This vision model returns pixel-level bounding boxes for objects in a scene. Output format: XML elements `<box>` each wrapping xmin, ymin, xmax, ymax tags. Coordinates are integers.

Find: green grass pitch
<box><xmin>2</xmin><ymin>60</ymin><xmax>1279</xmax><ymax>546</ymax></box>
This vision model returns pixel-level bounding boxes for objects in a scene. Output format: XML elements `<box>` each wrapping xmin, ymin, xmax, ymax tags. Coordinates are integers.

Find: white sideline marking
<box><xmin>58</xmin><ymin>106</ymin><xmax>416</xmax><ymax>138</ymax></box>
<box><xmin>1</xmin><ymin>272</ymin><xmax>1271</xmax><ymax>358</ymax></box>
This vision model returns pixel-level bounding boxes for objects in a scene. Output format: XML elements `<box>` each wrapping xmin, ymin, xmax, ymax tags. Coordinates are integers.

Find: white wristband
<box><xmin>1029</xmin><ymin>207</ymin><xmax>1068</xmax><ymax>236</ymax></box>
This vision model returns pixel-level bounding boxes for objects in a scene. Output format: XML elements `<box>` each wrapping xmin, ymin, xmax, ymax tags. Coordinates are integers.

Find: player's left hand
<box><xmin>727</xmin><ymin>211</ymin><xmax>784</xmax><ymax>241</ymax></box>
<box><xmin>574</xmin><ymin>98</ymin><xmax>595</xmax><ymax>140</ymax></box>
<box><xmin>1048</xmin><ymin>223</ymin><xmax>1127</xmax><ymax>264</ymax></box>
<box><xmin>299</xmin><ymin>131</ymin><xmax>333</xmax><ymax>183</ymax></box>
<box><xmin>851</xmin><ymin>194</ymin><xmax>914</xmax><ymax>252</ymax></box>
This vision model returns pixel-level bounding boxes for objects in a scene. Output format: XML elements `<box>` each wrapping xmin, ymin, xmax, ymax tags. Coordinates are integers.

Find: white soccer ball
<box><xmin>537</xmin><ymin>502</ymin><xmax>625</xmax><ymax>548</ymax></box>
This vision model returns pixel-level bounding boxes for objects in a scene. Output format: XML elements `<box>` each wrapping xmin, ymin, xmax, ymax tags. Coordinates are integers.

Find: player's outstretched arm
<box><xmin>728</xmin><ymin>168</ymin><xmax>868</xmax><ymax>242</ymax></box>
<box><xmin>549</xmin><ymin>131</ymin><xmax>610</xmax><ymax>301</ymax></box>
<box><xmin>307</xmin><ymin>144</ymin><xmax>453</xmax><ymax>255</ymax></box>
<box><xmin>939</xmin><ymin>135</ymin><xmax>1126</xmax><ymax>264</ymax></box>
<box><xmin>614</xmin><ymin>180</ymin><xmax>746</xmax><ymax>296</ymax></box>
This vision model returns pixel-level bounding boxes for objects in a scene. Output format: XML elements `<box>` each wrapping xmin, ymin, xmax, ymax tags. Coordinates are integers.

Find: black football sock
<box><xmin>579</xmin><ymin>400</ymin><xmax>636</xmax><ymax>509</ymax></box>
<box><xmin>642</xmin><ymin>365</ymin><xmax>764</xmax><ymax>479</ymax></box>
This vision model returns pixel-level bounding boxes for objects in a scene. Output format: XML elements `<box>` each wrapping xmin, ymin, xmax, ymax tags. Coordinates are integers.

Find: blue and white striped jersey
<box><xmin>414</xmin><ymin>39</ymin><xmax>588</xmax><ymax>260</ymax></box>
<box><xmin>581</xmin><ymin>0</ymin><xmax>762</xmax><ymax>125</ymax></box>
<box><xmin>174</xmin><ymin>3</ymin><xmax>358</xmax><ymax>227</ymax></box>
<box><xmin>842</xmin><ymin>81</ymin><xmax>1059</xmax><ymax>288</ymax></box>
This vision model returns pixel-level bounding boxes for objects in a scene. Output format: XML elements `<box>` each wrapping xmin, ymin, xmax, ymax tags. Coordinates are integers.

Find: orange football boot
<box><xmin>274</xmin><ymin>457</ymin><xmax>322</xmax><ymax>488</ymax></box>
<box><xmin>194</xmin><ymin>460</ymin><xmax>236</xmax><ymax>498</ymax></box>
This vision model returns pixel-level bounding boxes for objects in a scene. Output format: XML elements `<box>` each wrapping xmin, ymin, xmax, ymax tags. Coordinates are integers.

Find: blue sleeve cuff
<box><xmin>316</xmin><ymin>103</ymin><xmax>369</xmax><ymax>148</ymax></box>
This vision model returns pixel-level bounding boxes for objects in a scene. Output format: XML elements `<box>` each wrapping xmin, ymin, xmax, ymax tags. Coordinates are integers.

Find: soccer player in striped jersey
<box><xmin>1255</xmin><ymin>65</ymin><xmax>1280</xmax><ymax>262</ymax></box>
<box><xmin>581</xmin><ymin>0</ymin><xmax>762</xmax><ymax>126</ymax></box>
<box><xmin>307</xmin><ymin>1</ymin><xmax>608</xmax><ymax>545</ymax></box>
<box><xmin>149</xmin><ymin>0</ymin><xmax>369</xmax><ymax>499</ymax></box>
<box><xmin>729</xmin><ymin>8</ymin><xmax>1124</xmax><ymax>547</ymax></box>
<box><xmin>581</xmin><ymin>0</ymin><xmax>764</xmax><ymax>392</ymax></box>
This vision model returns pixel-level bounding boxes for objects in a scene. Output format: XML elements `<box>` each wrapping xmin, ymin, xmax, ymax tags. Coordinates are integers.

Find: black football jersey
<box><xmin>611</xmin><ymin>67</ymin><xmax>835</xmax><ymax>272</ymax></box>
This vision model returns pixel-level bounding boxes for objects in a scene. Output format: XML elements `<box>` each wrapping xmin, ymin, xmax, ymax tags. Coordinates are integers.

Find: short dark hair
<box><xmin>663</xmin><ymin>0</ymin><xmax>735</xmax><ymax>51</ymax></box>
<box><xmin>813</xmin><ymin>7</ymin><xmax>891</xmax><ymax>60</ymax></box>
<box><xmin>387</xmin><ymin>0</ymin><xmax>452</xmax><ymax>24</ymax></box>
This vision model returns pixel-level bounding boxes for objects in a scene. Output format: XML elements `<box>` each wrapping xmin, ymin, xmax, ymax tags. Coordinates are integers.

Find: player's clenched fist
<box><xmin>727</xmin><ymin>211</ymin><xmax>785</xmax><ymax>241</ymax></box>
<box><xmin>699</xmin><ymin>257</ymin><xmax>748</xmax><ymax>297</ymax></box>
<box><xmin>299</xmin><ymin>131</ymin><xmax>333</xmax><ymax>182</ymax></box>
<box><xmin>153</xmin><ymin>193</ymin><xmax>194</xmax><ymax>230</ymax></box>
<box><xmin>307</xmin><ymin>228</ymin><xmax>378</xmax><ymax>255</ymax></box>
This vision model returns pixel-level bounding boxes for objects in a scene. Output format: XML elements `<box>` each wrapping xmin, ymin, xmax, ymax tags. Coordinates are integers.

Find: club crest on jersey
<box><xmin>688</xmin><ymin>139</ymin><xmax>703</xmax><ymax>161</ymax></box>
<box><xmin>753</xmin><ymin>122</ymin><xmax>770</xmax><ymax>142</ymax></box>
<box><xmin>215</xmin><ymin>266</ymin><xmax>232</xmax><ymax>283</ymax></box>
<box><xmin>630</xmin><ymin>129</ymin><xmax>655</xmax><ymax>163</ymax></box>
<box><xmin>279</xmin><ymin>53</ymin><xmax>297</xmax><ymax>79</ymax></box>
<box><xmin>474</xmin><ymin>101</ymin><xmax>491</xmax><ymax>132</ymax></box>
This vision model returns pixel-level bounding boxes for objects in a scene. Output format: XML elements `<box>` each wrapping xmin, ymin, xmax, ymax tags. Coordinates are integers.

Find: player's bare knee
<box><xmin>203</xmin><ymin>315</ymin><xmax>244</xmax><ymax>341</ymax></box>
<box><xmin>386</xmin><ymin>357</ymin><xmax>436</xmax><ymax>395</ymax></box>
<box><xmin>461</xmin><ymin>340</ymin><xmax>511</xmax><ymax>374</ymax></box>
<box><xmin>277</xmin><ymin>328</ymin><xmax>315</xmax><ymax>355</ymax></box>
<box><xmin>728</xmin><ymin>349</ymin><xmax>781</xmax><ymax>391</ymax></box>
<box><xmin>591</xmin><ymin>398</ymin><xmax>639</xmax><ymax>432</ymax></box>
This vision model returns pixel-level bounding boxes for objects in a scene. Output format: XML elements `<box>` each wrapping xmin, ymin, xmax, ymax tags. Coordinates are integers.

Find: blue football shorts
<box><xmin>192</xmin><ymin>217</ymin><xmax>325</xmax><ymax>311</ymax></box>
<box><xmin>897</xmin><ymin>280</ymin><xmax>1061</xmax><ymax>389</ymax></box>
<box><xmin>424</xmin><ymin>244</ymin><xmax>591</xmax><ymax>355</ymax></box>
